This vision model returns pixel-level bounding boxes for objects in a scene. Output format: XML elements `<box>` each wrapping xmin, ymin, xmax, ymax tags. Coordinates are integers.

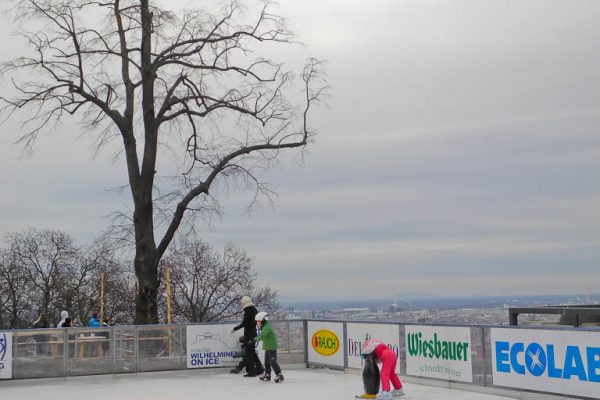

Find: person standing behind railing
<box><xmin>88</xmin><ymin>313</ymin><xmax>101</xmax><ymax>327</ymax></box>
<box><xmin>57</xmin><ymin>310</ymin><xmax>69</xmax><ymax>328</ymax></box>
<box><xmin>33</xmin><ymin>313</ymin><xmax>50</xmax><ymax>329</ymax></box>
<box><xmin>32</xmin><ymin>313</ymin><xmax>50</xmax><ymax>356</ymax></box>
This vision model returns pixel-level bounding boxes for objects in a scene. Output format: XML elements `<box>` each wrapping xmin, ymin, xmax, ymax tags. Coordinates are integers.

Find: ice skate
<box><xmin>259</xmin><ymin>373</ymin><xmax>271</xmax><ymax>381</ymax></box>
<box><xmin>392</xmin><ymin>388</ymin><xmax>405</xmax><ymax>397</ymax></box>
<box><xmin>274</xmin><ymin>374</ymin><xmax>284</xmax><ymax>383</ymax></box>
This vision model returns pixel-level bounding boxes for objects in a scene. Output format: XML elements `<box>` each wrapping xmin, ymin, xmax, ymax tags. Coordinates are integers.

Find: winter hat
<box><xmin>240</xmin><ymin>296</ymin><xmax>254</xmax><ymax>308</ymax></box>
<box><xmin>57</xmin><ymin>310</ymin><xmax>69</xmax><ymax>328</ymax></box>
<box><xmin>361</xmin><ymin>338</ymin><xmax>382</xmax><ymax>355</ymax></box>
<box><xmin>255</xmin><ymin>311</ymin><xmax>268</xmax><ymax>321</ymax></box>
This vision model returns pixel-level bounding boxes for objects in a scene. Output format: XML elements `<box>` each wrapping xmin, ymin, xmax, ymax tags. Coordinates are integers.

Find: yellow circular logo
<box><xmin>311</xmin><ymin>329</ymin><xmax>340</xmax><ymax>356</ymax></box>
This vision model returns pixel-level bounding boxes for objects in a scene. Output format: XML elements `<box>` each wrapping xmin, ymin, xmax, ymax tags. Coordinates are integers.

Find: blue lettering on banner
<box><xmin>189</xmin><ymin>350</ymin><xmax>237</xmax><ymax>367</ymax></box>
<box><xmin>495</xmin><ymin>341</ymin><xmax>600</xmax><ymax>383</ymax></box>
<box><xmin>0</xmin><ymin>333</ymin><xmax>7</xmax><ymax>372</ymax></box>
<box><xmin>0</xmin><ymin>333</ymin><xmax>7</xmax><ymax>361</ymax></box>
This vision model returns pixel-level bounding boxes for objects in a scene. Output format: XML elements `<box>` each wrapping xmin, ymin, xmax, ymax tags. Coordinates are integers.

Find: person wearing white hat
<box><xmin>231</xmin><ymin>296</ymin><xmax>264</xmax><ymax>377</ymax></box>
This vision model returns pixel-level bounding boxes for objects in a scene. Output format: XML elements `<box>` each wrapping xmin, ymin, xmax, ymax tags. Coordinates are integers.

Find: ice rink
<box><xmin>0</xmin><ymin>368</ymin><xmax>515</xmax><ymax>400</ymax></box>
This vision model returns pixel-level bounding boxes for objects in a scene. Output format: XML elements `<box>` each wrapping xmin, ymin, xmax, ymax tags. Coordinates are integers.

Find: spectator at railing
<box><xmin>88</xmin><ymin>313</ymin><xmax>101</xmax><ymax>328</ymax></box>
<box><xmin>57</xmin><ymin>310</ymin><xmax>69</xmax><ymax>328</ymax></box>
<box><xmin>100</xmin><ymin>318</ymin><xmax>111</xmax><ymax>353</ymax></box>
<box><xmin>33</xmin><ymin>313</ymin><xmax>50</xmax><ymax>329</ymax></box>
<box><xmin>32</xmin><ymin>312</ymin><xmax>51</xmax><ymax>356</ymax></box>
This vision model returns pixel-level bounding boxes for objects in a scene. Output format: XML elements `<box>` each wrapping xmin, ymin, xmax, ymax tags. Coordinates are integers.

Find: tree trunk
<box><xmin>133</xmin><ymin>199</ymin><xmax>159</xmax><ymax>324</ymax></box>
<box><xmin>131</xmin><ymin>0</ymin><xmax>161</xmax><ymax>325</ymax></box>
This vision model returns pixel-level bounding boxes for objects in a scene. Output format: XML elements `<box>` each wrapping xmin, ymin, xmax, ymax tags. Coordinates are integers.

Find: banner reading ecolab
<box><xmin>307</xmin><ymin>321</ymin><xmax>344</xmax><ymax>367</ymax></box>
<box><xmin>0</xmin><ymin>332</ymin><xmax>12</xmax><ymax>379</ymax></box>
<box><xmin>491</xmin><ymin>328</ymin><xmax>600</xmax><ymax>399</ymax></box>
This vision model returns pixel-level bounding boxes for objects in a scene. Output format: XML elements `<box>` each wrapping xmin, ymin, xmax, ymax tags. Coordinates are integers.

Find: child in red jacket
<box><xmin>361</xmin><ymin>339</ymin><xmax>405</xmax><ymax>399</ymax></box>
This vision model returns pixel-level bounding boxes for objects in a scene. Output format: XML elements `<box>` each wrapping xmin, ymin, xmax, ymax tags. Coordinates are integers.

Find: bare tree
<box><xmin>251</xmin><ymin>285</ymin><xmax>284</xmax><ymax>319</ymax></box>
<box><xmin>160</xmin><ymin>238</ymin><xmax>280</xmax><ymax>323</ymax></box>
<box><xmin>5</xmin><ymin>228</ymin><xmax>80</xmax><ymax>325</ymax></box>
<box><xmin>82</xmin><ymin>238</ymin><xmax>138</xmax><ymax>324</ymax></box>
<box><xmin>0</xmin><ymin>250</ymin><xmax>32</xmax><ymax>328</ymax></box>
<box><xmin>68</xmin><ymin>239</ymin><xmax>136</xmax><ymax>325</ymax></box>
<box><xmin>1</xmin><ymin>0</ymin><xmax>325</xmax><ymax>324</ymax></box>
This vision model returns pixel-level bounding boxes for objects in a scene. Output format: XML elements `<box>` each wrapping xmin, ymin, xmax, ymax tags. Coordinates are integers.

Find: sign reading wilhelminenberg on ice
<box><xmin>0</xmin><ymin>332</ymin><xmax>12</xmax><ymax>379</ymax></box>
<box><xmin>186</xmin><ymin>324</ymin><xmax>245</xmax><ymax>369</ymax></box>
<box><xmin>405</xmin><ymin>325</ymin><xmax>473</xmax><ymax>383</ymax></box>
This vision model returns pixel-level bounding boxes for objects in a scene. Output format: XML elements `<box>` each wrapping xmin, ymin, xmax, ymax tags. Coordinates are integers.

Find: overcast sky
<box><xmin>1</xmin><ymin>0</ymin><xmax>599</xmax><ymax>301</ymax></box>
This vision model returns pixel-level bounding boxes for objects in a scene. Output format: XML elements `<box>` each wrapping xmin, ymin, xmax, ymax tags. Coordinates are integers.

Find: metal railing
<box><xmin>6</xmin><ymin>320</ymin><xmax>305</xmax><ymax>380</ymax></box>
<box><xmin>3</xmin><ymin>319</ymin><xmax>599</xmax><ymax>400</ymax></box>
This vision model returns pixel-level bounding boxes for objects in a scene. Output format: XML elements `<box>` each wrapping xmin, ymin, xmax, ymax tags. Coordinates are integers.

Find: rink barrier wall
<box><xmin>304</xmin><ymin>320</ymin><xmax>600</xmax><ymax>400</ymax></box>
<box><xmin>0</xmin><ymin>320</ymin><xmax>306</xmax><ymax>380</ymax></box>
<box><xmin>1</xmin><ymin>320</ymin><xmax>599</xmax><ymax>400</ymax></box>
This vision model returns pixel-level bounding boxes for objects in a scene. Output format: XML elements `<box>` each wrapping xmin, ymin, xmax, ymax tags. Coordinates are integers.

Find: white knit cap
<box><xmin>240</xmin><ymin>296</ymin><xmax>254</xmax><ymax>308</ymax></box>
<box><xmin>255</xmin><ymin>311</ymin><xmax>268</xmax><ymax>321</ymax></box>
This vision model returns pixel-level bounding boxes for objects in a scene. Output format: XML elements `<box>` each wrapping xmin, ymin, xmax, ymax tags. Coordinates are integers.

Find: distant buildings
<box><xmin>282</xmin><ymin>294</ymin><xmax>600</xmax><ymax>326</ymax></box>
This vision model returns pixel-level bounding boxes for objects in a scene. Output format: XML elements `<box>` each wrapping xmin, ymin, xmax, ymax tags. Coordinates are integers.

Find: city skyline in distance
<box><xmin>281</xmin><ymin>292</ymin><xmax>600</xmax><ymax>311</ymax></box>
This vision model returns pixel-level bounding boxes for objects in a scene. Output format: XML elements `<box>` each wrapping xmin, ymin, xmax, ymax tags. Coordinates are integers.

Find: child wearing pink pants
<box><xmin>361</xmin><ymin>339</ymin><xmax>405</xmax><ymax>399</ymax></box>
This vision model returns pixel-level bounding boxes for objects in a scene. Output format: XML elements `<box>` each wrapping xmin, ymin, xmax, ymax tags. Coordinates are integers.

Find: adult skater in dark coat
<box><xmin>231</xmin><ymin>296</ymin><xmax>264</xmax><ymax>377</ymax></box>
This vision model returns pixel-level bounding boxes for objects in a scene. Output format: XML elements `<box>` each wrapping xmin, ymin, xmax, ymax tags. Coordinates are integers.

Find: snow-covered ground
<box><xmin>0</xmin><ymin>368</ymin><xmax>515</xmax><ymax>400</ymax></box>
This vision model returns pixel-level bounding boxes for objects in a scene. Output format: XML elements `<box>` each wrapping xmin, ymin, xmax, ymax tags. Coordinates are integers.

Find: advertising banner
<box><xmin>0</xmin><ymin>332</ymin><xmax>12</xmax><ymax>379</ymax></box>
<box><xmin>346</xmin><ymin>323</ymin><xmax>400</xmax><ymax>372</ymax></box>
<box><xmin>405</xmin><ymin>325</ymin><xmax>473</xmax><ymax>383</ymax></box>
<box><xmin>307</xmin><ymin>321</ymin><xmax>344</xmax><ymax>367</ymax></box>
<box><xmin>186</xmin><ymin>324</ymin><xmax>263</xmax><ymax>369</ymax></box>
<box><xmin>491</xmin><ymin>328</ymin><xmax>600</xmax><ymax>399</ymax></box>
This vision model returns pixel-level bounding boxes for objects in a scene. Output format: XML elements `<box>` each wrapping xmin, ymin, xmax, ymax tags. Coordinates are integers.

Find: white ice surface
<box><xmin>0</xmin><ymin>368</ymin><xmax>514</xmax><ymax>400</ymax></box>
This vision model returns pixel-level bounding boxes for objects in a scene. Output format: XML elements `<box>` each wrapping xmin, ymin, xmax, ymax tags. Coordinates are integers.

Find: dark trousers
<box><xmin>264</xmin><ymin>349</ymin><xmax>281</xmax><ymax>375</ymax></box>
<box><xmin>243</xmin><ymin>341</ymin><xmax>264</xmax><ymax>374</ymax></box>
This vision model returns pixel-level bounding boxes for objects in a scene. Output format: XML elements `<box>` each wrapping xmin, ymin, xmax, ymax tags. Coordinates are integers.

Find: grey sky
<box><xmin>1</xmin><ymin>0</ymin><xmax>599</xmax><ymax>300</ymax></box>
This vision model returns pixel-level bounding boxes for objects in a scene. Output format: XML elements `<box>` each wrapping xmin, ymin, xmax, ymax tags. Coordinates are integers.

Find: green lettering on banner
<box><xmin>434</xmin><ymin>334</ymin><xmax>442</xmax><ymax>358</ymax></box>
<box><xmin>449</xmin><ymin>342</ymin><xmax>456</xmax><ymax>360</ymax></box>
<box><xmin>442</xmin><ymin>342</ymin><xmax>449</xmax><ymax>359</ymax></box>
<box><xmin>407</xmin><ymin>331</ymin><xmax>469</xmax><ymax>362</ymax></box>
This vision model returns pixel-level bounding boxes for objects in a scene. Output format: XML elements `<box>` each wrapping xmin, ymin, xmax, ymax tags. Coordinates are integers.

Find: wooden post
<box><xmin>166</xmin><ymin>266</ymin><xmax>172</xmax><ymax>357</ymax></box>
<box><xmin>100</xmin><ymin>272</ymin><xmax>105</xmax><ymax>322</ymax></box>
<box><xmin>166</xmin><ymin>267</ymin><xmax>172</xmax><ymax>325</ymax></box>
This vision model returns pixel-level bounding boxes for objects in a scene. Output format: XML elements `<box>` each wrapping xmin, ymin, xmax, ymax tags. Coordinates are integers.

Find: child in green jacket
<box><xmin>254</xmin><ymin>312</ymin><xmax>284</xmax><ymax>383</ymax></box>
